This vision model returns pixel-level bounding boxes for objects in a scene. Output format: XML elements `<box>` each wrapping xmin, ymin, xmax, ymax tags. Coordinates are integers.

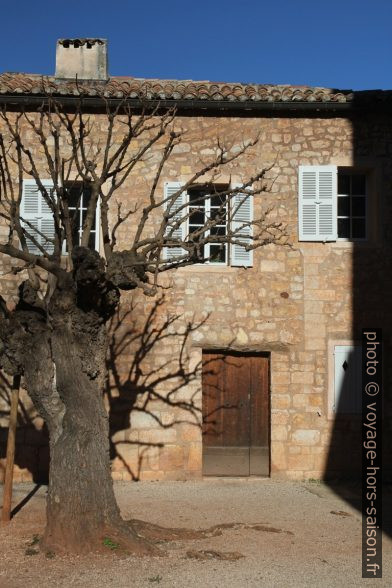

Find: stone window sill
<box><xmin>176</xmin><ymin>264</ymin><xmax>239</xmax><ymax>273</ymax></box>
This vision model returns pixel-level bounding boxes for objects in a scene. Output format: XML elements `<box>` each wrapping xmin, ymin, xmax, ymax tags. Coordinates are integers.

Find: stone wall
<box><xmin>1</xmin><ymin>110</ymin><xmax>391</xmax><ymax>482</ymax></box>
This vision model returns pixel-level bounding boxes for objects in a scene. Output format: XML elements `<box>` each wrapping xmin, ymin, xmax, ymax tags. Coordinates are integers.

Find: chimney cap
<box><xmin>58</xmin><ymin>38</ymin><xmax>107</xmax><ymax>48</ymax></box>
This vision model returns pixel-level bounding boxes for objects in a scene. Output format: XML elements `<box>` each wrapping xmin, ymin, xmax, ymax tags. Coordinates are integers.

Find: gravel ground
<box><xmin>0</xmin><ymin>479</ymin><xmax>390</xmax><ymax>587</ymax></box>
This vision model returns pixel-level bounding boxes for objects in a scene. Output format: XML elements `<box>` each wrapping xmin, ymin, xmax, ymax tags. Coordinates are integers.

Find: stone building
<box><xmin>0</xmin><ymin>39</ymin><xmax>391</xmax><ymax>483</ymax></box>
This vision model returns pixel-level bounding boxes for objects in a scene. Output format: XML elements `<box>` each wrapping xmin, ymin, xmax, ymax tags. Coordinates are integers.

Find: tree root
<box><xmin>128</xmin><ymin>519</ymin><xmax>294</xmax><ymax>542</ymax></box>
<box><xmin>39</xmin><ymin>519</ymin><xmax>293</xmax><ymax>557</ymax></box>
<box><xmin>186</xmin><ymin>549</ymin><xmax>244</xmax><ymax>561</ymax></box>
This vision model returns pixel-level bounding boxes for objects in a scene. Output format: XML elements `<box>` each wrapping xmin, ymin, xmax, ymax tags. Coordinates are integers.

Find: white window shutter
<box><xmin>334</xmin><ymin>345</ymin><xmax>361</xmax><ymax>414</ymax></box>
<box><xmin>298</xmin><ymin>165</ymin><xmax>337</xmax><ymax>241</ymax></box>
<box><xmin>230</xmin><ymin>184</ymin><xmax>253</xmax><ymax>267</ymax></box>
<box><xmin>163</xmin><ymin>182</ymin><xmax>187</xmax><ymax>261</ymax></box>
<box><xmin>21</xmin><ymin>179</ymin><xmax>55</xmax><ymax>254</ymax></box>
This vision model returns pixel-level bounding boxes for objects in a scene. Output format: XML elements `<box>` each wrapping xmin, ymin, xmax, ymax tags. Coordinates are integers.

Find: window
<box><xmin>298</xmin><ymin>166</ymin><xmax>368</xmax><ymax>242</ymax></box>
<box><xmin>337</xmin><ymin>172</ymin><xmax>366</xmax><ymax>240</ymax></box>
<box><xmin>333</xmin><ymin>345</ymin><xmax>362</xmax><ymax>414</ymax></box>
<box><xmin>188</xmin><ymin>186</ymin><xmax>228</xmax><ymax>264</ymax></box>
<box><xmin>21</xmin><ymin>180</ymin><xmax>99</xmax><ymax>254</ymax></box>
<box><xmin>163</xmin><ymin>182</ymin><xmax>253</xmax><ymax>267</ymax></box>
<box><xmin>64</xmin><ymin>183</ymin><xmax>99</xmax><ymax>250</ymax></box>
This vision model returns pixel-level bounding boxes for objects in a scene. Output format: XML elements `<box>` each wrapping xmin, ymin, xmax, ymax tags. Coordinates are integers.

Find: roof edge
<box><xmin>0</xmin><ymin>93</ymin><xmax>357</xmax><ymax>114</ymax></box>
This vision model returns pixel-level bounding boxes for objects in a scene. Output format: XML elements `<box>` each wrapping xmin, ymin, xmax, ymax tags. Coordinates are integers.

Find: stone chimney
<box><xmin>55</xmin><ymin>39</ymin><xmax>108</xmax><ymax>80</ymax></box>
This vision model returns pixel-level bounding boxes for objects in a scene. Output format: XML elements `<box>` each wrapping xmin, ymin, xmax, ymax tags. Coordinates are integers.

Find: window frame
<box><xmin>337</xmin><ymin>170</ymin><xmax>367</xmax><ymax>242</ymax></box>
<box><xmin>62</xmin><ymin>182</ymin><xmax>100</xmax><ymax>254</ymax></box>
<box><xmin>187</xmin><ymin>185</ymin><xmax>228</xmax><ymax>266</ymax></box>
<box><xmin>163</xmin><ymin>181</ymin><xmax>253</xmax><ymax>268</ymax></box>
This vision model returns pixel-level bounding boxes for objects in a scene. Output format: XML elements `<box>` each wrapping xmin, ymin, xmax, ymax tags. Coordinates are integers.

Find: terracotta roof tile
<box><xmin>0</xmin><ymin>72</ymin><xmax>390</xmax><ymax>106</ymax></box>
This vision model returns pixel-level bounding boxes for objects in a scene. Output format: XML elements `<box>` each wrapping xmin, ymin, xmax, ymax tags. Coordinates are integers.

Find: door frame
<box><xmin>201</xmin><ymin>348</ymin><xmax>271</xmax><ymax>477</ymax></box>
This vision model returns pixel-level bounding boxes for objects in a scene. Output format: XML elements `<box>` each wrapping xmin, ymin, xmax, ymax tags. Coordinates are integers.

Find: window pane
<box><xmin>210</xmin><ymin>194</ymin><xmax>226</xmax><ymax>207</ymax></box>
<box><xmin>351</xmin><ymin>175</ymin><xmax>366</xmax><ymax>195</ymax></box>
<box><xmin>72</xmin><ymin>225</ymin><xmax>80</xmax><ymax>247</ymax></box>
<box><xmin>70</xmin><ymin>207</ymin><xmax>80</xmax><ymax>226</ymax></box>
<box><xmin>338</xmin><ymin>196</ymin><xmax>350</xmax><ymax>216</ymax></box>
<box><xmin>83</xmin><ymin>185</ymin><xmax>92</xmax><ymax>206</ymax></box>
<box><xmin>67</xmin><ymin>185</ymin><xmax>84</xmax><ymax>208</ymax></box>
<box><xmin>352</xmin><ymin>218</ymin><xmax>366</xmax><ymax>239</ymax></box>
<box><xmin>209</xmin><ymin>244</ymin><xmax>226</xmax><ymax>263</ymax></box>
<box><xmin>189</xmin><ymin>191</ymin><xmax>206</xmax><ymax>204</ymax></box>
<box><xmin>189</xmin><ymin>210</ymin><xmax>204</xmax><ymax>225</ymax></box>
<box><xmin>210</xmin><ymin>226</ymin><xmax>226</xmax><ymax>236</ymax></box>
<box><xmin>338</xmin><ymin>174</ymin><xmax>350</xmax><ymax>194</ymax></box>
<box><xmin>190</xmin><ymin>225</ymin><xmax>208</xmax><ymax>235</ymax></box>
<box><xmin>210</xmin><ymin>208</ymin><xmax>227</xmax><ymax>222</ymax></box>
<box><xmin>189</xmin><ymin>224</ymin><xmax>202</xmax><ymax>235</ymax></box>
<box><xmin>88</xmin><ymin>231</ymin><xmax>96</xmax><ymax>249</ymax></box>
<box><xmin>351</xmin><ymin>196</ymin><xmax>366</xmax><ymax>216</ymax></box>
<box><xmin>338</xmin><ymin>218</ymin><xmax>350</xmax><ymax>238</ymax></box>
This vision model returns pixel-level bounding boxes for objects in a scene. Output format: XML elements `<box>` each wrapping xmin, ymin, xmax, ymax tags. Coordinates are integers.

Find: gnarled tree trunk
<box><xmin>0</xmin><ymin>249</ymin><xmax>157</xmax><ymax>555</ymax></box>
<box><xmin>43</xmin><ymin>327</ymin><xmax>122</xmax><ymax>552</ymax></box>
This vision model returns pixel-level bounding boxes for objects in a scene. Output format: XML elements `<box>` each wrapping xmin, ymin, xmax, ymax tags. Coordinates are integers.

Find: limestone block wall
<box><xmin>1</xmin><ymin>110</ymin><xmax>391</xmax><ymax>482</ymax></box>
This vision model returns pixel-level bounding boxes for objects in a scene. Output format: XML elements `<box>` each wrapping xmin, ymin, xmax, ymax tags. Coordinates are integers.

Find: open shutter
<box><xmin>21</xmin><ymin>179</ymin><xmax>55</xmax><ymax>254</ymax></box>
<box><xmin>163</xmin><ymin>182</ymin><xmax>187</xmax><ymax>261</ymax></box>
<box><xmin>298</xmin><ymin>165</ymin><xmax>337</xmax><ymax>241</ymax></box>
<box><xmin>334</xmin><ymin>345</ymin><xmax>361</xmax><ymax>413</ymax></box>
<box><xmin>230</xmin><ymin>185</ymin><xmax>253</xmax><ymax>267</ymax></box>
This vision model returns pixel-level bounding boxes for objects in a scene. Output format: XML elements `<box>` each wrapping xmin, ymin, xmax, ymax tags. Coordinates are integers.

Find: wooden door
<box><xmin>202</xmin><ymin>351</ymin><xmax>269</xmax><ymax>476</ymax></box>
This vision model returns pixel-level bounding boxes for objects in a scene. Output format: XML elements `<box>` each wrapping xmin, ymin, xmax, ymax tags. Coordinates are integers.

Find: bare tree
<box><xmin>0</xmin><ymin>94</ymin><xmax>287</xmax><ymax>554</ymax></box>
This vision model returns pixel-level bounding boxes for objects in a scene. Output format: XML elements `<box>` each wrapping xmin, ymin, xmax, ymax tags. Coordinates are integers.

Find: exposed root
<box><xmin>186</xmin><ymin>549</ymin><xmax>244</xmax><ymax>561</ymax></box>
<box><xmin>250</xmin><ymin>524</ymin><xmax>294</xmax><ymax>535</ymax></box>
<box><xmin>39</xmin><ymin>519</ymin><xmax>293</xmax><ymax>557</ymax></box>
<box><xmin>330</xmin><ymin>510</ymin><xmax>352</xmax><ymax>518</ymax></box>
<box><xmin>128</xmin><ymin>519</ymin><xmax>294</xmax><ymax>542</ymax></box>
<box><xmin>128</xmin><ymin>519</ymin><xmax>222</xmax><ymax>541</ymax></box>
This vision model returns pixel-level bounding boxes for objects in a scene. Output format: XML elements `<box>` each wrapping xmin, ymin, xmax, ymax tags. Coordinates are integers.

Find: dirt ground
<box><xmin>0</xmin><ymin>479</ymin><xmax>390</xmax><ymax>587</ymax></box>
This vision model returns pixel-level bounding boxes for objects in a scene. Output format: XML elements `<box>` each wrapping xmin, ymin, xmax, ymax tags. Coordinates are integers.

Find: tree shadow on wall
<box><xmin>1</xmin><ymin>296</ymin><xmax>210</xmax><ymax>486</ymax></box>
<box><xmin>106</xmin><ymin>296</ymin><xmax>209</xmax><ymax>481</ymax></box>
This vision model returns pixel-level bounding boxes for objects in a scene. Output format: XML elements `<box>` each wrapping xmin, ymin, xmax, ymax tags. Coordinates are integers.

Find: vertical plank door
<box><xmin>202</xmin><ymin>351</ymin><xmax>269</xmax><ymax>476</ymax></box>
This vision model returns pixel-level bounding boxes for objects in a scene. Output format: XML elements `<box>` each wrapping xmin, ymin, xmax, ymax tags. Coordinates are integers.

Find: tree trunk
<box><xmin>43</xmin><ymin>331</ymin><xmax>119</xmax><ymax>552</ymax></box>
<box><xmin>39</xmin><ymin>324</ymin><xmax>157</xmax><ymax>555</ymax></box>
<box><xmin>0</xmin><ymin>271</ymin><xmax>158</xmax><ymax>555</ymax></box>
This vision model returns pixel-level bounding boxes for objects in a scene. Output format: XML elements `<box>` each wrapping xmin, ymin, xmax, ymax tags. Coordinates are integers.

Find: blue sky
<box><xmin>1</xmin><ymin>0</ymin><xmax>391</xmax><ymax>90</ymax></box>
